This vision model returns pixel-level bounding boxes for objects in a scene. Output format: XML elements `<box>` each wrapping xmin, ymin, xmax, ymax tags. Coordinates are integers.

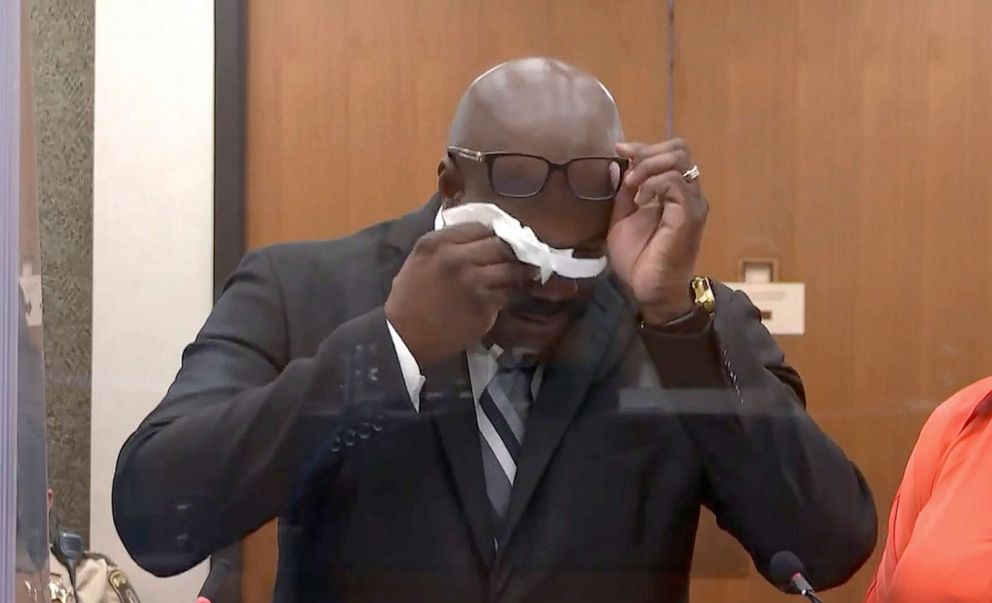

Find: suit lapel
<box><xmin>497</xmin><ymin>284</ymin><xmax>618</xmax><ymax>551</ymax></box>
<box><xmin>421</xmin><ymin>355</ymin><xmax>497</xmax><ymax>569</ymax></box>
<box><xmin>376</xmin><ymin>195</ymin><xmax>496</xmax><ymax>568</ymax></box>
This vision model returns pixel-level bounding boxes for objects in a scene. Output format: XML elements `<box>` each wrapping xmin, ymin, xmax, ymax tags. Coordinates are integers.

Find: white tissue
<box><xmin>440</xmin><ymin>203</ymin><xmax>608</xmax><ymax>284</ymax></box>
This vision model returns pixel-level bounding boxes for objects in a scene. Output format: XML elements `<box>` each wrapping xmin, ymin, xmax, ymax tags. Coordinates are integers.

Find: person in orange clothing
<box><xmin>865</xmin><ymin>376</ymin><xmax>992</xmax><ymax>603</ymax></box>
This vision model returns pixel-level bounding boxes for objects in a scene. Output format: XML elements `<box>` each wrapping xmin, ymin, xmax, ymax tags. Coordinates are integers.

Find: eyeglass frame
<box><xmin>447</xmin><ymin>145</ymin><xmax>630</xmax><ymax>201</ymax></box>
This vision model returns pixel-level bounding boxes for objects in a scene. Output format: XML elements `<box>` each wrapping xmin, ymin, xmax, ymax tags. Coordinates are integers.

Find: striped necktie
<box><xmin>475</xmin><ymin>360</ymin><xmax>537</xmax><ymax>537</ymax></box>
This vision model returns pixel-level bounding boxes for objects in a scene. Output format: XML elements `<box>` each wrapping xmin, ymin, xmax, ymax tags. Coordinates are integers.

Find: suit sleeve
<box><xmin>111</xmin><ymin>249</ymin><xmax>411</xmax><ymax>576</ymax></box>
<box><xmin>637</xmin><ymin>284</ymin><xmax>877</xmax><ymax>589</ymax></box>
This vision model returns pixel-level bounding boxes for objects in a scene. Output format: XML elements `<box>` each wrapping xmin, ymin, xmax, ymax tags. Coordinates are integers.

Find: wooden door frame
<box><xmin>214</xmin><ymin>0</ymin><xmax>247</xmax><ymax>303</ymax></box>
<box><xmin>211</xmin><ymin>0</ymin><xmax>247</xmax><ymax>601</ymax></box>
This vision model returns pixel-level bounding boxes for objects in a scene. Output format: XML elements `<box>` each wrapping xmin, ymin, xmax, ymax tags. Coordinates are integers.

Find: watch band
<box><xmin>639</xmin><ymin>276</ymin><xmax>716</xmax><ymax>334</ymax></box>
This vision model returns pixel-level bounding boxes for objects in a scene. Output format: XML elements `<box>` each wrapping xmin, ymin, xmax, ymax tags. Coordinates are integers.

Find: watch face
<box><xmin>691</xmin><ymin>277</ymin><xmax>716</xmax><ymax>313</ymax></box>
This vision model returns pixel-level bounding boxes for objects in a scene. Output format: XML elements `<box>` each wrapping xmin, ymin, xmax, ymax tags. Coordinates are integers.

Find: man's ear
<box><xmin>438</xmin><ymin>156</ymin><xmax>465</xmax><ymax>207</ymax></box>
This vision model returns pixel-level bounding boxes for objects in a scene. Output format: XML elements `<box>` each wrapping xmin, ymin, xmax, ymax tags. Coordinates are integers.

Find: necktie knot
<box><xmin>494</xmin><ymin>363</ymin><xmax>536</xmax><ymax>410</ymax></box>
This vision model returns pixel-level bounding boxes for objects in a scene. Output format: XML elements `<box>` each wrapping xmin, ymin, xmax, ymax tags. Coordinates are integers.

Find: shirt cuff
<box><xmin>386</xmin><ymin>319</ymin><xmax>426</xmax><ymax>412</ymax></box>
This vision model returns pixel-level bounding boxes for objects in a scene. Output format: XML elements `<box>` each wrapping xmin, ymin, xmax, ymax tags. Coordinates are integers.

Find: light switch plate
<box><xmin>724</xmin><ymin>282</ymin><xmax>805</xmax><ymax>335</ymax></box>
<box><xmin>740</xmin><ymin>258</ymin><xmax>777</xmax><ymax>284</ymax></box>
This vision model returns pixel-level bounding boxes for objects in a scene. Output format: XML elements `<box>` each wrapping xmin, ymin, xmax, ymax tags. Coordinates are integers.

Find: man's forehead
<box><xmin>462</xmin><ymin>93</ymin><xmax>618</xmax><ymax>160</ymax></box>
<box><xmin>450</xmin><ymin>58</ymin><xmax>622</xmax><ymax>158</ymax></box>
<box><xmin>496</xmin><ymin>124</ymin><xmax>617</xmax><ymax>161</ymax></box>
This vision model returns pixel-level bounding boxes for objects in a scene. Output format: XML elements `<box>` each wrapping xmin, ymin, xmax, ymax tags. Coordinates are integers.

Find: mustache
<box><xmin>506</xmin><ymin>294</ymin><xmax>587</xmax><ymax>319</ymax></box>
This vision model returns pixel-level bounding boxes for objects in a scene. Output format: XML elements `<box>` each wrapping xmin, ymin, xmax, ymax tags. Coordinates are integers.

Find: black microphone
<box><xmin>51</xmin><ymin>530</ymin><xmax>86</xmax><ymax>601</ymax></box>
<box><xmin>197</xmin><ymin>558</ymin><xmax>231</xmax><ymax>603</ymax></box>
<box><xmin>769</xmin><ymin>551</ymin><xmax>823</xmax><ymax>603</ymax></box>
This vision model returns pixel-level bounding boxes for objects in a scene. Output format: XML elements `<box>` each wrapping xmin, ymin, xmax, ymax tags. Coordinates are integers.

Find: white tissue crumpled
<box><xmin>440</xmin><ymin>203</ymin><xmax>608</xmax><ymax>284</ymax></box>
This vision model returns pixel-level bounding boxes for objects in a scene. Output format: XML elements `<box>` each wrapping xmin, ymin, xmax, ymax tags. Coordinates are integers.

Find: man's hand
<box><xmin>385</xmin><ymin>223</ymin><xmax>536</xmax><ymax>365</ymax></box>
<box><xmin>607</xmin><ymin>139</ymin><xmax>709</xmax><ymax>324</ymax></box>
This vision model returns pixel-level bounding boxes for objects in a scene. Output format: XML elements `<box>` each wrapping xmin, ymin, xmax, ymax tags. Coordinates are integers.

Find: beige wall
<box><xmin>91</xmin><ymin>1</ymin><xmax>213</xmax><ymax>601</ymax></box>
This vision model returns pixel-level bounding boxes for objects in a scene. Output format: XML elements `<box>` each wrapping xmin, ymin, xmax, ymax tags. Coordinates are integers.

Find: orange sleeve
<box><xmin>864</xmin><ymin>376</ymin><xmax>992</xmax><ymax>603</ymax></box>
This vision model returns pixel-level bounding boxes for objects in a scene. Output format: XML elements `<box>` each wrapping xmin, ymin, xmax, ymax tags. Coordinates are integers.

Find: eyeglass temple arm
<box><xmin>449</xmin><ymin>146</ymin><xmax>484</xmax><ymax>162</ymax></box>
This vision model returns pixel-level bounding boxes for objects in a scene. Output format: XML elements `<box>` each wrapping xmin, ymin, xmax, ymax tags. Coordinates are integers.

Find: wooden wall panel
<box><xmin>246</xmin><ymin>0</ymin><xmax>671</xmax><ymax>248</ymax></box>
<box><xmin>676</xmin><ymin>1</ymin><xmax>992</xmax><ymax>601</ymax></box>
<box><xmin>243</xmin><ymin>1</ymin><xmax>992</xmax><ymax>602</ymax></box>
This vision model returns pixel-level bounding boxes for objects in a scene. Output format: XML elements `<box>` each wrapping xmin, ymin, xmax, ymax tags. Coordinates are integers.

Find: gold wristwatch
<box><xmin>641</xmin><ymin>276</ymin><xmax>715</xmax><ymax>333</ymax></box>
<box><xmin>690</xmin><ymin>276</ymin><xmax>716</xmax><ymax>315</ymax></box>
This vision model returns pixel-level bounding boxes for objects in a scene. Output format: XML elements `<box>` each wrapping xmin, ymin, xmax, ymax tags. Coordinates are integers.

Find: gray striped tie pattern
<box><xmin>475</xmin><ymin>361</ymin><xmax>536</xmax><ymax>538</ymax></box>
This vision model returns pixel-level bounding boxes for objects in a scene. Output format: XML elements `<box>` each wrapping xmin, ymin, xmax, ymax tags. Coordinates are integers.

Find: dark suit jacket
<box><xmin>112</xmin><ymin>197</ymin><xmax>876</xmax><ymax>602</ymax></box>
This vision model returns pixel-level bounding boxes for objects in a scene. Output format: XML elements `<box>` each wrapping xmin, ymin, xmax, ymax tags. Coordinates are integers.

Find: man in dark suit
<box><xmin>112</xmin><ymin>58</ymin><xmax>876</xmax><ymax>602</ymax></box>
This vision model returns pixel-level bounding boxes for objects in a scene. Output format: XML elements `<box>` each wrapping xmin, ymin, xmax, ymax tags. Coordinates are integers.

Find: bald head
<box><xmin>448</xmin><ymin>58</ymin><xmax>624</xmax><ymax>159</ymax></box>
<box><xmin>438</xmin><ymin>59</ymin><xmax>624</xmax><ymax>356</ymax></box>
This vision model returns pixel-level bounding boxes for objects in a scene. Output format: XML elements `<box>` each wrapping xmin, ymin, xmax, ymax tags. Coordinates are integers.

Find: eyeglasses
<box><xmin>447</xmin><ymin>146</ymin><xmax>629</xmax><ymax>201</ymax></box>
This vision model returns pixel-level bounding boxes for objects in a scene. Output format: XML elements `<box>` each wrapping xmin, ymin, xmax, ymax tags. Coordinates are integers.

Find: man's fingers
<box><xmin>636</xmin><ymin>171</ymin><xmax>709</xmax><ymax>224</ymax></box>
<box><xmin>632</xmin><ymin>184</ymin><xmax>656</xmax><ymax>208</ymax></box>
<box><xmin>475</xmin><ymin>286</ymin><xmax>511</xmax><ymax>312</ymax></box>
<box><xmin>611</xmin><ymin>180</ymin><xmax>639</xmax><ymax>227</ymax></box>
<box><xmin>624</xmin><ymin>150</ymin><xmax>692</xmax><ymax>188</ymax></box>
<box><xmin>615</xmin><ymin>139</ymin><xmax>689</xmax><ymax>164</ymax></box>
<box><xmin>473</xmin><ymin>262</ymin><xmax>538</xmax><ymax>289</ymax></box>
<box><xmin>634</xmin><ymin>172</ymin><xmax>685</xmax><ymax>207</ymax></box>
<box><xmin>615</xmin><ymin>141</ymin><xmax>647</xmax><ymax>160</ymax></box>
<box><xmin>457</xmin><ymin>236</ymin><xmax>517</xmax><ymax>266</ymax></box>
<box><xmin>428</xmin><ymin>222</ymin><xmax>495</xmax><ymax>246</ymax></box>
